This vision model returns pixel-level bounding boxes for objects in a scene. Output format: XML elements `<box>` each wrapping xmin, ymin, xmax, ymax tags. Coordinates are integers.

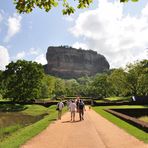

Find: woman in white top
<box><xmin>69</xmin><ymin>100</ymin><xmax>76</xmax><ymax>122</ymax></box>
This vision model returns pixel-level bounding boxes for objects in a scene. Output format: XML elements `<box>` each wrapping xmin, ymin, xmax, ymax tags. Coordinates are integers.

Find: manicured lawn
<box><xmin>22</xmin><ymin>104</ymin><xmax>50</xmax><ymax>116</ymax></box>
<box><xmin>93</xmin><ymin>105</ymin><xmax>148</xmax><ymax>143</ymax></box>
<box><xmin>138</xmin><ymin>116</ymin><xmax>148</xmax><ymax>122</ymax></box>
<box><xmin>105</xmin><ymin>96</ymin><xmax>130</xmax><ymax>101</ymax></box>
<box><xmin>0</xmin><ymin>105</ymin><xmax>66</xmax><ymax>148</ymax></box>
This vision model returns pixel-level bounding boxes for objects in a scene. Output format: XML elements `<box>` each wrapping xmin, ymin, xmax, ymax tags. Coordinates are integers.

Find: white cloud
<box><xmin>0</xmin><ymin>45</ymin><xmax>10</xmax><ymax>70</ymax></box>
<box><xmin>28</xmin><ymin>48</ymin><xmax>39</xmax><ymax>55</ymax></box>
<box><xmin>4</xmin><ymin>13</ymin><xmax>22</xmax><ymax>42</ymax></box>
<box><xmin>16</xmin><ymin>51</ymin><xmax>26</xmax><ymax>59</ymax></box>
<box><xmin>72</xmin><ymin>42</ymin><xmax>88</xmax><ymax>49</ymax></box>
<box><xmin>70</xmin><ymin>0</ymin><xmax>148</xmax><ymax>68</ymax></box>
<box><xmin>35</xmin><ymin>54</ymin><xmax>47</xmax><ymax>65</ymax></box>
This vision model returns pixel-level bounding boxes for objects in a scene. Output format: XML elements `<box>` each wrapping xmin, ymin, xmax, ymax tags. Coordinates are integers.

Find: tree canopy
<box><xmin>0</xmin><ymin>59</ymin><xmax>147</xmax><ymax>102</ymax></box>
<box><xmin>14</xmin><ymin>0</ymin><xmax>139</xmax><ymax>15</ymax></box>
<box><xmin>2</xmin><ymin>60</ymin><xmax>44</xmax><ymax>102</ymax></box>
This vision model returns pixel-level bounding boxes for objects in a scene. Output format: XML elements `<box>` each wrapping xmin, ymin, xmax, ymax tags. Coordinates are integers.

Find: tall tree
<box><xmin>90</xmin><ymin>74</ymin><xmax>110</xmax><ymax>98</ymax></box>
<box><xmin>65</xmin><ymin>79</ymin><xmax>80</xmax><ymax>96</ymax></box>
<box><xmin>40</xmin><ymin>75</ymin><xmax>56</xmax><ymax>98</ymax></box>
<box><xmin>107</xmin><ymin>68</ymin><xmax>128</xmax><ymax>96</ymax></box>
<box><xmin>54</xmin><ymin>78</ymin><xmax>65</xmax><ymax>97</ymax></box>
<box><xmin>3</xmin><ymin>60</ymin><xmax>44</xmax><ymax>102</ymax></box>
<box><xmin>126</xmin><ymin>60</ymin><xmax>148</xmax><ymax>96</ymax></box>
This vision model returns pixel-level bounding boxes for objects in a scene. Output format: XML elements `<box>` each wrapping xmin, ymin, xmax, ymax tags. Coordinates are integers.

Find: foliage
<box><xmin>125</xmin><ymin>60</ymin><xmax>148</xmax><ymax>96</ymax></box>
<box><xmin>107</xmin><ymin>69</ymin><xmax>128</xmax><ymax>96</ymax></box>
<box><xmin>2</xmin><ymin>60</ymin><xmax>44</xmax><ymax>102</ymax></box>
<box><xmin>0</xmin><ymin>70</ymin><xmax>6</xmax><ymax>99</ymax></box>
<box><xmin>40</xmin><ymin>75</ymin><xmax>56</xmax><ymax>98</ymax></box>
<box><xmin>120</xmin><ymin>0</ymin><xmax>138</xmax><ymax>2</ymax></box>
<box><xmin>65</xmin><ymin>79</ymin><xmax>78</xmax><ymax>96</ymax></box>
<box><xmin>0</xmin><ymin>104</ymin><xmax>26</xmax><ymax>112</ymax></box>
<box><xmin>90</xmin><ymin>74</ymin><xmax>111</xmax><ymax>98</ymax></box>
<box><xmin>14</xmin><ymin>0</ymin><xmax>93</xmax><ymax>15</ymax></box>
<box><xmin>54</xmin><ymin>78</ymin><xmax>65</xmax><ymax>97</ymax></box>
<box><xmin>0</xmin><ymin>59</ymin><xmax>147</xmax><ymax>101</ymax></box>
<box><xmin>13</xmin><ymin>0</ymin><xmax>138</xmax><ymax>15</ymax></box>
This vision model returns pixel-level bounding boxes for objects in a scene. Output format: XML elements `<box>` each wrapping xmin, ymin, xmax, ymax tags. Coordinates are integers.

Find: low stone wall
<box><xmin>93</xmin><ymin>101</ymin><xmax>148</xmax><ymax>106</ymax></box>
<box><xmin>105</xmin><ymin>109</ymin><xmax>148</xmax><ymax>133</ymax></box>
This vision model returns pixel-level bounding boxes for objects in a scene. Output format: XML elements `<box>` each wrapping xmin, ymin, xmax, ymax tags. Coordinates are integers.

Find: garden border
<box><xmin>105</xmin><ymin>109</ymin><xmax>148</xmax><ymax>133</ymax></box>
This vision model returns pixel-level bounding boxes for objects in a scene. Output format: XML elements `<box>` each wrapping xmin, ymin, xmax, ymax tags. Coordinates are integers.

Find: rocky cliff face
<box><xmin>44</xmin><ymin>46</ymin><xmax>110</xmax><ymax>78</ymax></box>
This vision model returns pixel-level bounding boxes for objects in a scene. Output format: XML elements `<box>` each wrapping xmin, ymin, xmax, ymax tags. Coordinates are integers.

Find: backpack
<box><xmin>56</xmin><ymin>103</ymin><xmax>59</xmax><ymax>111</ymax></box>
<box><xmin>79</xmin><ymin>102</ymin><xmax>84</xmax><ymax>109</ymax></box>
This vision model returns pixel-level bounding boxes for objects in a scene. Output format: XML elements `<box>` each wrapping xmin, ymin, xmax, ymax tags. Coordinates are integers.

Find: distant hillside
<box><xmin>44</xmin><ymin>46</ymin><xmax>110</xmax><ymax>78</ymax></box>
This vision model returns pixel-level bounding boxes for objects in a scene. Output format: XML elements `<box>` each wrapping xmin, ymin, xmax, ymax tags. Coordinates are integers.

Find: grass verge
<box><xmin>0</xmin><ymin>105</ymin><xmax>66</xmax><ymax>148</ymax></box>
<box><xmin>93</xmin><ymin>105</ymin><xmax>148</xmax><ymax>143</ymax></box>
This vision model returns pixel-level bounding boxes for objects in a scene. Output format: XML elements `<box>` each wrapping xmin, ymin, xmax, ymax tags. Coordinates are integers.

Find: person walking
<box><xmin>76</xmin><ymin>96</ymin><xmax>80</xmax><ymax>113</ymax></box>
<box><xmin>69</xmin><ymin>100</ymin><xmax>76</xmax><ymax>122</ymax></box>
<box><xmin>57</xmin><ymin>100</ymin><xmax>64</xmax><ymax>120</ymax></box>
<box><xmin>79</xmin><ymin>99</ymin><xmax>85</xmax><ymax>121</ymax></box>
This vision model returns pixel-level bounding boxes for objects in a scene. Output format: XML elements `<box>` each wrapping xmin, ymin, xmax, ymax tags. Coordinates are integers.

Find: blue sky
<box><xmin>0</xmin><ymin>0</ymin><xmax>148</xmax><ymax>70</ymax></box>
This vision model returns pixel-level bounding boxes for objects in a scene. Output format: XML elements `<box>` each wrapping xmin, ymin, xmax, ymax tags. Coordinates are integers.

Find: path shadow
<box><xmin>62</xmin><ymin>120</ymin><xmax>71</xmax><ymax>123</ymax></box>
<box><xmin>62</xmin><ymin>120</ymin><xmax>82</xmax><ymax>123</ymax></box>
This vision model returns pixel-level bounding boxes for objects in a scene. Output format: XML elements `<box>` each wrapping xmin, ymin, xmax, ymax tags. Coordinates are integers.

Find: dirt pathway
<box><xmin>22</xmin><ymin>107</ymin><xmax>147</xmax><ymax>148</ymax></box>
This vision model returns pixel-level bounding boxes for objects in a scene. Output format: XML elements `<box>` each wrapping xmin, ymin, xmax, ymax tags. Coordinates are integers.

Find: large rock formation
<box><xmin>44</xmin><ymin>46</ymin><xmax>110</xmax><ymax>78</ymax></box>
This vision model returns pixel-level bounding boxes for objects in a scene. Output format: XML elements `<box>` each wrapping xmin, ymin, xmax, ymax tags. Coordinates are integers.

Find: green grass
<box><xmin>22</xmin><ymin>104</ymin><xmax>50</xmax><ymax>116</ymax></box>
<box><xmin>0</xmin><ymin>125</ymin><xmax>21</xmax><ymax>141</ymax></box>
<box><xmin>95</xmin><ymin>100</ymin><xmax>106</xmax><ymax>103</ymax></box>
<box><xmin>0</xmin><ymin>105</ymin><xmax>67</xmax><ymax>148</ymax></box>
<box><xmin>0</xmin><ymin>105</ymin><xmax>59</xmax><ymax>148</ymax></box>
<box><xmin>105</xmin><ymin>96</ymin><xmax>130</xmax><ymax>101</ymax></box>
<box><xmin>138</xmin><ymin>116</ymin><xmax>148</xmax><ymax>122</ymax></box>
<box><xmin>93</xmin><ymin>105</ymin><xmax>148</xmax><ymax>143</ymax></box>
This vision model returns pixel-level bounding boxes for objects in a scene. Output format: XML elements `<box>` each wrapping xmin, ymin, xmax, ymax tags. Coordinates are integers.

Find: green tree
<box><xmin>77</xmin><ymin>76</ymin><xmax>92</xmax><ymax>96</ymax></box>
<box><xmin>126</xmin><ymin>60</ymin><xmax>148</xmax><ymax>96</ymax></box>
<box><xmin>90</xmin><ymin>74</ymin><xmax>110</xmax><ymax>98</ymax></box>
<box><xmin>120</xmin><ymin>0</ymin><xmax>138</xmax><ymax>2</ymax></box>
<box><xmin>54</xmin><ymin>78</ymin><xmax>65</xmax><ymax>97</ymax></box>
<box><xmin>14</xmin><ymin>0</ymin><xmax>93</xmax><ymax>15</ymax></box>
<box><xmin>0</xmin><ymin>70</ymin><xmax>4</xmax><ymax>99</ymax></box>
<box><xmin>107</xmin><ymin>68</ymin><xmax>128</xmax><ymax>96</ymax></box>
<box><xmin>65</xmin><ymin>79</ymin><xmax>80</xmax><ymax>96</ymax></box>
<box><xmin>14</xmin><ymin>0</ymin><xmax>138</xmax><ymax>15</ymax></box>
<box><xmin>3</xmin><ymin>60</ymin><xmax>44</xmax><ymax>102</ymax></box>
<box><xmin>40</xmin><ymin>75</ymin><xmax>56</xmax><ymax>98</ymax></box>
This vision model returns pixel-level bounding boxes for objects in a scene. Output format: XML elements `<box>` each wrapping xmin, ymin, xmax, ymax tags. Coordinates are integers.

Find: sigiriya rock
<box><xmin>44</xmin><ymin>46</ymin><xmax>110</xmax><ymax>79</ymax></box>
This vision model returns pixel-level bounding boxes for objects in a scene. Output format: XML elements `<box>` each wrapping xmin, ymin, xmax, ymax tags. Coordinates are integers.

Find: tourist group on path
<box><xmin>56</xmin><ymin>96</ymin><xmax>85</xmax><ymax>122</ymax></box>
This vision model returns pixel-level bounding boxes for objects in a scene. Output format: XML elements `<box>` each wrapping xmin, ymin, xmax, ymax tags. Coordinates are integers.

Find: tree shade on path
<box><xmin>22</xmin><ymin>107</ymin><xmax>147</xmax><ymax>148</ymax></box>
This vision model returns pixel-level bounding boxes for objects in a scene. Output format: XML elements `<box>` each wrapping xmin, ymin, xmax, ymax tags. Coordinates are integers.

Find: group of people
<box><xmin>56</xmin><ymin>96</ymin><xmax>85</xmax><ymax>122</ymax></box>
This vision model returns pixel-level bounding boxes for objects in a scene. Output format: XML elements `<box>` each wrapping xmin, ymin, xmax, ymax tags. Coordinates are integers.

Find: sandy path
<box><xmin>22</xmin><ymin>107</ymin><xmax>147</xmax><ymax>148</ymax></box>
